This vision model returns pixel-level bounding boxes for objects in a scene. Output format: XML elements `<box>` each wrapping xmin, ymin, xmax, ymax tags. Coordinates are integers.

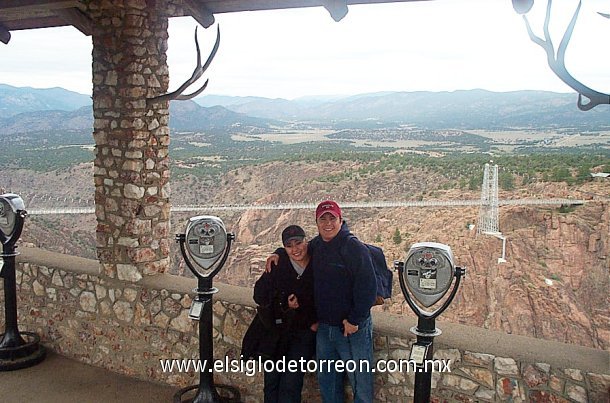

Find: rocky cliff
<box><xmin>207</xmin><ymin>178</ymin><xmax>610</xmax><ymax>350</ymax></box>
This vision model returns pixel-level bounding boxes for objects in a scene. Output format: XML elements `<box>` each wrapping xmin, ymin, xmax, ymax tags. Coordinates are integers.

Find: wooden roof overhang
<box><xmin>0</xmin><ymin>0</ymin><xmax>430</xmax><ymax>44</ymax></box>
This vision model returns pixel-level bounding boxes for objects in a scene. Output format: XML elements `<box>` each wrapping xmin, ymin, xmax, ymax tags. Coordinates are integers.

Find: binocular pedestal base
<box><xmin>173</xmin><ymin>384</ymin><xmax>241</xmax><ymax>403</ymax></box>
<box><xmin>0</xmin><ymin>331</ymin><xmax>46</xmax><ymax>371</ymax></box>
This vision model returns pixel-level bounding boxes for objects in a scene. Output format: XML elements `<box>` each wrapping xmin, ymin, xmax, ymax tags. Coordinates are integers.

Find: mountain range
<box><xmin>0</xmin><ymin>85</ymin><xmax>272</xmax><ymax>136</ymax></box>
<box><xmin>0</xmin><ymin>84</ymin><xmax>91</xmax><ymax>118</ymax></box>
<box><xmin>1</xmin><ymin>84</ymin><xmax>609</xmax><ymax>134</ymax></box>
<box><xmin>195</xmin><ymin>90</ymin><xmax>610</xmax><ymax>129</ymax></box>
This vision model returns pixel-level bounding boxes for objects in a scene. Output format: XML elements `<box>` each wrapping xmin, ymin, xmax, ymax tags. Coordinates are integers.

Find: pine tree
<box><xmin>392</xmin><ymin>228</ymin><xmax>402</xmax><ymax>245</ymax></box>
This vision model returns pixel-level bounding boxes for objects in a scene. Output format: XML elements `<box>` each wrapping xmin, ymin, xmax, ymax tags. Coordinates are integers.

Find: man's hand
<box><xmin>342</xmin><ymin>319</ymin><xmax>358</xmax><ymax>337</ymax></box>
<box><xmin>287</xmin><ymin>294</ymin><xmax>300</xmax><ymax>309</ymax></box>
<box><xmin>310</xmin><ymin>322</ymin><xmax>319</xmax><ymax>332</ymax></box>
<box><xmin>265</xmin><ymin>254</ymin><xmax>279</xmax><ymax>272</ymax></box>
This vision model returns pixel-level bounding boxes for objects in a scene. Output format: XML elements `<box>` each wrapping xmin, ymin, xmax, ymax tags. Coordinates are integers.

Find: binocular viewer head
<box><xmin>0</xmin><ymin>193</ymin><xmax>27</xmax><ymax>248</ymax></box>
<box><xmin>178</xmin><ymin>215</ymin><xmax>235</xmax><ymax>282</ymax></box>
<box><xmin>403</xmin><ymin>242</ymin><xmax>455</xmax><ymax>308</ymax></box>
<box><xmin>397</xmin><ymin>242</ymin><xmax>464</xmax><ymax>319</ymax></box>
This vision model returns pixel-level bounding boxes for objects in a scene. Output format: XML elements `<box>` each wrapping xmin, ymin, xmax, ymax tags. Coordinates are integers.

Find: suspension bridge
<box><xmin>5</xmin><ymin>163</ymin><xmax>604</xmax><ymax>267</ymax></box>
<box><xmin>18</xmin><ymin>197</ymin><xmax>588</xmax><ymax>216</ymax></box>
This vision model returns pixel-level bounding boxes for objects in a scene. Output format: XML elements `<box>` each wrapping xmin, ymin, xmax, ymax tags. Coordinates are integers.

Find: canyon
<box><xmin>7</xmin><ymin>160</ymin><xmax>608</xmax><ymax>350</ymax></box>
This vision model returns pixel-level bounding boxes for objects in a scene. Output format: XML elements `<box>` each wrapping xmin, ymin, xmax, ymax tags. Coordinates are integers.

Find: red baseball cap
<box><xmin>316</xmin><ymin>200</ymin><xmax>342</xmax><ymax>220</ymax></box>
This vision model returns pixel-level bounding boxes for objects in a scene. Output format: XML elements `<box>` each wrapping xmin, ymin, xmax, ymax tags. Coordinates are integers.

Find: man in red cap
<box><xmin>266</xmin><ymin>200</ymin><xmax>377</xmax><ymax>402</ymax></box>
<box><xmin>315</xmin><ymin>201</ymin><xmax>343</xmax><ymax>241</ymax></box>
<box><xmin>311</xmin><ymin>200</ymin><xmax>376</xmax><ymax>402</ymax></box>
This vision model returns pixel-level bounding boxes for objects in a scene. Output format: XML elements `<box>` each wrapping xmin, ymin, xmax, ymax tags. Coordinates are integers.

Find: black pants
<box><xmin>263</xmin><ymin>328</ymin><xmax>316</xmax><ymax>403</ymax></box>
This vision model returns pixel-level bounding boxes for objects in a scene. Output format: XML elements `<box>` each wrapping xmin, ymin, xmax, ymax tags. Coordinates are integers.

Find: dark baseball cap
<box><xmin>315</xmin><ymin>200</ymin><xmax>342</xmax><ymax>220</ymax></box>
<box><xmin>282</xmin><ymin>225</ymin><xmax>306</xmax><ymax>246</ymax></box>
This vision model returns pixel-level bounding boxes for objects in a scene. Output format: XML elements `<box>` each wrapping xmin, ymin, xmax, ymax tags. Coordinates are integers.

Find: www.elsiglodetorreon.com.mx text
<box><xmin>160</xmin><ymin>356</ymin><xmax>452</xmax><ymax>377</ymax></box>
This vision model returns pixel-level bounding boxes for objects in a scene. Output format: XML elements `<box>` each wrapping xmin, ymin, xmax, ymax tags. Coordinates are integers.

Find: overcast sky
<box><xmin>1</xmin><ymin>0</ymin><xmax>608</xmax><ymax>100</ymax></box>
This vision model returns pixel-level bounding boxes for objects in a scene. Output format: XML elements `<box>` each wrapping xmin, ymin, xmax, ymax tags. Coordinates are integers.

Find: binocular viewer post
<box><xmin>0</xmin><ymin>193</ymin><xmax>46</xmax><ymax>371</ymax></box>
<box><xmin>395</xmin><ymin>242</ymin><xmax>466</xmax><ymax>403</ymax></box>
<box><xmin>174</xmin><ymin>216</ymin><xmax>240</xmax><ymax>403</ymax></box>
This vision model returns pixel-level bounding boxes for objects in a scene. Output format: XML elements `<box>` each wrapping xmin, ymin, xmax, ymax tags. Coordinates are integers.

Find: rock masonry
<box><xmin>88</xmin><ymin>0</ymin><xmax>172</xmax><ymax>281</ymax></box>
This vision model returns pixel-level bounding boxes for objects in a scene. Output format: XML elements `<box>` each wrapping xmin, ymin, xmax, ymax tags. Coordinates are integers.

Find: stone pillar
<box><xmin>88</xmin><ymin>0</ymin><xmax>171</xmax><ymax>281</ymax></box>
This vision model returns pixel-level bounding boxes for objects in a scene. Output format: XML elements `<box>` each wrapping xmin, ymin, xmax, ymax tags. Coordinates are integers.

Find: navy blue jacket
<box><xmin>310</xmin><ymin>221</ymin><xmax>376</xmax><ymax>327</ymax></box>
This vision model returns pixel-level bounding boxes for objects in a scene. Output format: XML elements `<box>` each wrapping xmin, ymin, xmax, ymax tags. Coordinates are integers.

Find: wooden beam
<box><xmin>1</xmin><ymin>16</ymin><xmax>69</xmax><ymax>31</ymax></box>
<box><xmin>0</xmin><ymin>22</ymin><xmax>10</xmax><ymax>44</ymax></box>
<box><xmin>0</xmin><ymin>0</ymin><xmax>84</xmax><ymax>31</ymax></box>
<box><xmin>0</xmin><ymin>0</ymin><xmax>431</xmax><ymax>33</ymax></box>
<box><xmin>0</xmin><ymin>0</ymin><xmax>79</xmax><ymax>8</ymax></box>
<box><xmin>184</xmin><ymin>0</ymin><xmax>216</xmax><ymax>28</ymax></box>
<box><xmin>55</xmin><ymin>7</ymin><xmax>92</xmax><ymax>36</ymax></box>
<box><xmin>199</xmin><ymin>0</ymin><xmax>427</xmax><ymax>15</ymax></box>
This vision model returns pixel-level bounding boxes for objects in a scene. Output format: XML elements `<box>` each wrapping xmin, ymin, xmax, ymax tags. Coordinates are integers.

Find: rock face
<box><xmin>446</xmin><ymin>202</ymin><xmax>608</xmax><ymax>349</ymax></box>
<box><xmin>348</xmin><ymin>201</ymin><xmax>607</xmax><ymax>349</ymax></box>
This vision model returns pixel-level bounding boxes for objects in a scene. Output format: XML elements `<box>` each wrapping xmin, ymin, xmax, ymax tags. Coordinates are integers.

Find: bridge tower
<box><xmin>477</xmin><ymin>162</ymin><xmax>499</xmax><ymax>234</ymax></box>
<box><xmin>477</xmin><ymin>162</ymin><xmax>506</xmax><ymax>263</ymax></box>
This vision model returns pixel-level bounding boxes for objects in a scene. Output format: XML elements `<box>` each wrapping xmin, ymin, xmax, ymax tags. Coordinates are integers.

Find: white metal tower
<box><xmin>477</xmin><ymin>162</ymin><xmax>506</xmax><ymax>263</ymax></box>
<box><xmin>477</xmin><ymin>162</ymin><xmax>499</xmax><ymax>234</ymax></box>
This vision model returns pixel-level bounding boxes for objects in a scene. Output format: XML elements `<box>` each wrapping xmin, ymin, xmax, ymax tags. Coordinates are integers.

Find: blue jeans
<box><xmin>316</xmin><ymin>316</ymin><xmax>374</xmax><ymax>403</ymax></box>
<box><xmin>263</xmin><ymin>328</ymin><xmax>316</xmax><ymax>403</ymax></box>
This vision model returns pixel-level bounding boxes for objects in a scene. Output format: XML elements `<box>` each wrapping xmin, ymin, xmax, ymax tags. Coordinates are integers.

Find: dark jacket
<box><xmin>242</xmin><ymin>253</ymin><xmax>316</xmax><ymax>360</ymax></box>
<box><xmin>240</xmin><ymin>308</ymin><xmax>283</xmax><ymax>361</ymax></box>
<box><xmin>310</xmin><ymin>221</ymin><xmax>376</xmax><ymax>327</ymax></box>
<box><xmin>253</xmin><ymin>251</ymin><xmax>316</xmax><ymax>331</ymax></box>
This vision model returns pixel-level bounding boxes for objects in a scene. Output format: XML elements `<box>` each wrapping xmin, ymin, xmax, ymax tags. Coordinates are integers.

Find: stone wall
<box><xmin>1</xmin><ymin>248</ymin><xmax>608</xmax><ymax>402</ymax></box>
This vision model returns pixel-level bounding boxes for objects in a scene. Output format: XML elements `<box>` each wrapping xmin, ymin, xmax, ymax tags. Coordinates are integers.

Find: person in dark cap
<box><xmin>253</xmin><ymin>225</ymin><xmax>317</xmax><ymax>403</ymax></box>
<box><xmin>267</xmin><ymin>201</ymin><xmax>377</xmax><ymax>403</ymax></box>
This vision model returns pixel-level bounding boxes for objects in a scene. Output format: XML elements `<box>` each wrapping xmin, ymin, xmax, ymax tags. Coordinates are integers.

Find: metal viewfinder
<box><xmin>0</xmin><ymin>193</ymin><xmax>46</xmax><ymax>370</ymax></box>
<box><xmin>183</xmin><ymin>216</ymin><xmax>229</xmax><ymax>276</ymax></box>
<box><xmin>174</xmin><ymin>215</ymin><xmax>239</xmax><ymax>402</ymax></box>
<box><xmin>395</xmin><ymin>242</ymin><xmax>465</xmax><ymax>403</ymax></box>
<box><xmin>0</xmin><ymin>193</ymin><xmax>27</xmax><ymax>247</ymax></box>
<box><xmin>396</xmin><ymin>241</ymin><xmax>465</xmax><ymax>320</ymax></box>
<box><xmin>403</xmin><ymin>242</ymin><xmax>455</xmax><ymax>308</ymax></box>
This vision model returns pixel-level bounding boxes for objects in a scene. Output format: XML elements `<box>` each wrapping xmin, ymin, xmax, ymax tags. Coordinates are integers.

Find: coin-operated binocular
<box><xmin>0</xmin><ymin>193</ymin><xmax>26</xmax><ymax>249</ymax></box>
<box><xmin>0</xmin><ymin>193</ymin><xmax>46</xmax><ymax>370</ymax></box>
<box><xmin>395</xmin><ymin>242</ymin><xmax>465</xmax><ymax>403</ymax></box>
<box><xmin>174</xmin><ymin>216</ymin><xmax>240</xmax><ymax>403</ymax></box>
